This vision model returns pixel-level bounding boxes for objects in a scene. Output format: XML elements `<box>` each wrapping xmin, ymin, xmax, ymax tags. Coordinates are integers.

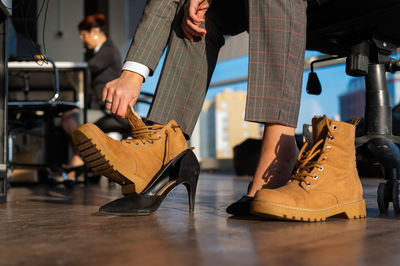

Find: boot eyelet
<box><xmin>322</xmin><ymin>156</ymin><xmax>327</xmax><ymax>161</ymax></box>
<box><xmin>332</xmin><ymin>125</ymin><xmax>338</xmax><ymax>130</ymax></box>
<box><xmin>318</xmin><ymin>166</ymin><xmax>324</xmax><ymax>171</ymax></box>
<box><xmin>328</xmin><ymin>135</ymin><xmax>334</xmax><ymax>141</ymax></box>
<box><xmin>313</xmin><ymin>174</ymin><xmax>319</xmax><ymax>180</ymax></box>
<box><xmin>158</xmin><ymin>135</ymin><xmax>162</xmax><ymax>139</ymax></box>
<box><xmin>150</xmin><ymin>140</ymin><xmax>154</xmax><ymax>144</ymax></box>
<box><xmin>326</xmin><ymin>145</ymin><xmax>331</xmax><ymax>150</ymax></box>
<box><xmin>143</xmin><ymin>142</ymin><xmax>146</xmax><ymax>146</ymax></box>
<box><xmin>307</xmin><ymin>183</ymin><xmax>311</xmax><ymax>187</ymax></box>
<box><xmin>135</xmin><ymin>143</ymin><xmax>139</xmax><ymax>146</ymax></box>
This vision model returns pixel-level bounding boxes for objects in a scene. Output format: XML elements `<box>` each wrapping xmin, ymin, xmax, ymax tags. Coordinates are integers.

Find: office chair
<box><xmin>306</xmin><ymin>0</ymin><xmax>400</xmax><ymax>213</ymax></box>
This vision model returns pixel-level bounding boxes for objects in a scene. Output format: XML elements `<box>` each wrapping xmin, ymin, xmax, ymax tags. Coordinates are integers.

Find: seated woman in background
<box><xmin>62</xmin><ymin>14</ymin><xmax>126</xmax><ymax>176</ymax></box>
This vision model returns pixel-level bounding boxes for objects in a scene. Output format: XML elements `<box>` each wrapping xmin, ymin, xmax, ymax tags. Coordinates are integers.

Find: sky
<box><xmin>139</xmin><ymin>50</ymin><xmax>354</xmax><ymax>133</ymax></box>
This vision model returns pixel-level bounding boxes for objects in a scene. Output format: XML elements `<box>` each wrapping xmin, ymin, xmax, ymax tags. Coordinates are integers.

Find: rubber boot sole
<box><xmin>72</xmin><ymin>124</ymin><xmax>144</xmax><ymax>192</ymax></box>
<box><xmin>250</xmin><ymin>199</ymin><xmax>366</xmax><ymax>222</ymax></box>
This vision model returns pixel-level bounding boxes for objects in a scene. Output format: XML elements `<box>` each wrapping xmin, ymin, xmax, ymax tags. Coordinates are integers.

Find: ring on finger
<box><xmin>105</xmin><ymin>99</ymin><xmax>113</xmax><ymax>104</ymax></box>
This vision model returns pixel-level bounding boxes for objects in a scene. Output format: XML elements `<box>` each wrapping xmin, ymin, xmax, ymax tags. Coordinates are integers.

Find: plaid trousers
<box><xmin>125</xmin><ymin>0</ymin><xmax>307</xmax><ymax>136</ymax></box>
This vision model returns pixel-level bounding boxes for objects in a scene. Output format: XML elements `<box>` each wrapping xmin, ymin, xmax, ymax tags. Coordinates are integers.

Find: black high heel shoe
<box><xmin>99</xmin><ymin>150</ymin><xmax>200</xmax><ymax>216</ymax></box>
<box><xmin>226</xmin><ymin>181</ymin><xmax>254</xmax><ymax>216</ymax></box>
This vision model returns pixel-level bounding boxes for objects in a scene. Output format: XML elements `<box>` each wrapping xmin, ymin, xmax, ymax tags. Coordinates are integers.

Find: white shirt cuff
<box><xmin>122</xmin><ymin>61</ymin><xmax>150</xmax><ymax>81</ymax></box>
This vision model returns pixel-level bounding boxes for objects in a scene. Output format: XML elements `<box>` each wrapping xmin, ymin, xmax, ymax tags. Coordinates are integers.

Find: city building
<box><xmin>191</xmin><ymin>89</ymin><xmax>261</xmax><ymax>161</ymax></box>
<box><xmin>339</xmin><ymin>72</ymin><xmax>400</xmax><ymax>121</ymax></box>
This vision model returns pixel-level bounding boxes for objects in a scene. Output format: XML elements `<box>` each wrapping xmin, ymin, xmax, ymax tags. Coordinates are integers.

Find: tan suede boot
<box><xmin>72</xmin><ymin>107</ymin><xmax>190</xmax><ymax>194</ymax></box>
<box><xmin>250</xmin><ymin>115</ymin><xmax>366</xmax><ymax>222</ymax></box>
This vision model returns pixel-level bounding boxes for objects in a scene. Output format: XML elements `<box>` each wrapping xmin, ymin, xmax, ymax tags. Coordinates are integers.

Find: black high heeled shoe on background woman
<box><xmin>100</xmin><ymin>149</ymin><xmax>200</xmax><ymax>216</ymax></box>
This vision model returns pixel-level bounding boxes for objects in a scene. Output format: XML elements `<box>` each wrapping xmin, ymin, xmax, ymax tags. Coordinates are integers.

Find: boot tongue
<box><xmin>294</xmin><ymin>116</ymin><xmax>329</xmax><ymax>181</ymax></box>
<box><xmin>125</xmin><ymin>105</ymin><xmax>146</xmax><ymax>130</ymax></box>
<box><xmin>311</xmin><ymin>115</ymin><xmax>329</xmax><ymax>142</ymax></box>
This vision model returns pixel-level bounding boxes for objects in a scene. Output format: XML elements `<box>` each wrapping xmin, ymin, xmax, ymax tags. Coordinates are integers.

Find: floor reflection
<box><xmin>1</xmin><ymin>175</ymin><xmax>400</xmax><ymax>266</ymax></box>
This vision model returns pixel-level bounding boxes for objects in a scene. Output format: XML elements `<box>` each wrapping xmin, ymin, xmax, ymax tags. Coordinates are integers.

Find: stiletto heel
<box><xmin>178</xmin><ymin>148</ymin><xmax>200</xmax><ymax>212</ymax></box>
<box><xmin>99</xmin><ymin>149</ymin><xmax>200</xmax><ymax>216</ymax></box>
<box><xmin>184</xmin><ymin>178</ymin><xmax>198</xmax><ymax>212</ymax></box>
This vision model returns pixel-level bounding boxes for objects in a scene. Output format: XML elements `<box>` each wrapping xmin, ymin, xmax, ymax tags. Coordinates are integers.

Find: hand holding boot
<box><xmin>102</xmin><ymin>70</ymin><xmax>144</xmax><ymax>118</ymax></box>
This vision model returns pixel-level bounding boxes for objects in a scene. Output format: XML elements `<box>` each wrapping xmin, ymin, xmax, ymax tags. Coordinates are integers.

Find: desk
<box><xmin>8</xmin><ymin>61</ymin><xmax>88</xmax><ymax>123</ymax></box>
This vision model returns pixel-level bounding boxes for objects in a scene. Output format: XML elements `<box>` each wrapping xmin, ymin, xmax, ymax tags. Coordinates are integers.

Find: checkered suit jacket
<box><xmin>125</xmin><ymin>0</ymin><xmax>307</xmax><ymax>136</ymax></box>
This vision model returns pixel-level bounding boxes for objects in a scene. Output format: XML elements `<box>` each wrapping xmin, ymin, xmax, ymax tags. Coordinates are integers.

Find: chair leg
<box><xmin>364</xmin><ymin>63</ymin><xmax>393</xmax><ymax>136</ymax></box>
<box><xmin>356</xmin><ymin>63</ymin><xmax>400</xmax><ymax>214</ymax></box>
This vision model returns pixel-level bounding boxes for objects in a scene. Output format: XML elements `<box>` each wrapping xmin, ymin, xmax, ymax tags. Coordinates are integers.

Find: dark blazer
<box><xmin>87</xmin><ymin>39</ymin><xmax>121</xmax><ymax>109</ymax></box>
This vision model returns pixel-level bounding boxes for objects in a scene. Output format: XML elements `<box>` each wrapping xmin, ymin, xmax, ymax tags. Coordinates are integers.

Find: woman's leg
<box><xmin>227</xmin><ymin>0</ymin><xmax>306</xmax><ymax>214</ymax></box>
<box><xmin>246</xmin><ymin>0</ymin><xmax>307</xmax><ymax>193</ymax></box>
<box><xmin>247</xmin><ymin>123</ymin><xmax>298</xmax><ymax>196</ymax></box>
<box><xmin>146</xmin><ymin>0</ymin><xmax>248</xmax><ymax>136</ymax></box>
<box><xmin>61</xmin><ymin>109</ymin><xmax>84</xmax><ymax>176</ymax></box>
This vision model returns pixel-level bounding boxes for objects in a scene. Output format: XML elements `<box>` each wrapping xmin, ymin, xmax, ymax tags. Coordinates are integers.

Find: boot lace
<box><xmin>123</xmin><ymin>125</ymin><xmax>163</xmax><ymax>145</ymax></box>
<box><xmin>122</xmin><ymin>124</ymin><xmax>181</xmax><ymax>166</ymax></box>
<box><xmin>291</xmin><ymin>117</ymin><xmax>335</xmax><ymax>187</ymax></box>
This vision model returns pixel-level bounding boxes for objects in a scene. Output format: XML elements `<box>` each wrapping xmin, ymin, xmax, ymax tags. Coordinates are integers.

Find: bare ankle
<box><xmin>247</xmin><ymin>131</ymin><xmax>299</xmax><ymax>196</ymax></box>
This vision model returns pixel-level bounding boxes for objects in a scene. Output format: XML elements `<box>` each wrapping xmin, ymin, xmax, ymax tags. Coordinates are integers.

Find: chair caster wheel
<box><xmin>377</xmin><ymin>182</ymin><xmax>389</xmax><ymax>213</ymax></box>
<box><xmin>64</xmin><ymin>180</ymin><xmax>75</xmax><ymax>189</ymax></box>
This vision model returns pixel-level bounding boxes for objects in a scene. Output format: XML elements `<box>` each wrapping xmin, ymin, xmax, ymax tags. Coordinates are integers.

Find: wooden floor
<box><xmin>1</xmin><ymin>174</ymin><xmax>400</xmax><ymax>266</ymax></box>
